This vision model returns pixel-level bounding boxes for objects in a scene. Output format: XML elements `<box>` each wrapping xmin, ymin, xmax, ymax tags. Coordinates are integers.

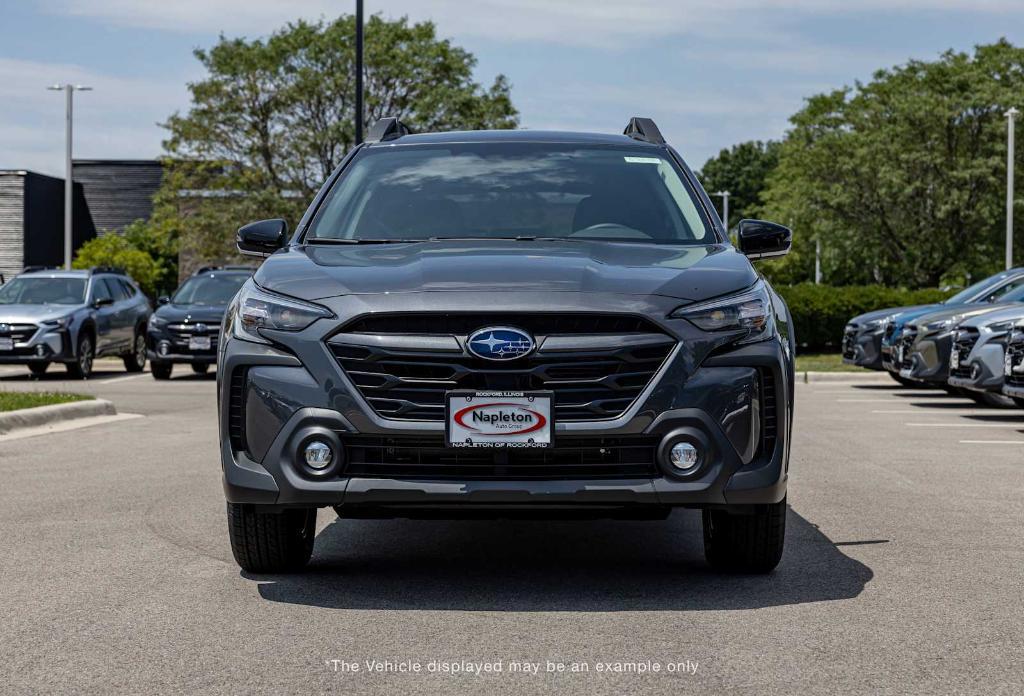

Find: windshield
<box><xmin>171</xmin><ymin>273</ymin><xmax>249</xmax><ymax>306</ymax></box>
<box><xmin>993</xmin><ymin>283</ymin><xmax>1024</xmax><ymax>304</ymax></box>
<box><xmin>946</xmin><ymin>274</ymin><xmax>1023</xmax><ymax>304</ymax></box>
<box><xmin>306</xmin><ymin>143</ymin><xmax>713</xmax><ymax>244</ymax></box>
<box><xmin>0</xmin><ymin>277</ymin><xmax>86</xmax><ymax>305</ymax></box>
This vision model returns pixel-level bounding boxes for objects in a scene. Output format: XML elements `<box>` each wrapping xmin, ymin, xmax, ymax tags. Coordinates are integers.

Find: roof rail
<box><xmin>21</xmin><ymin>265</ymin><xmax>61</xmax><ymax>274</ymax></box>
<box><xmin>192</xmin><ymin>265</ymin><xmax>257</xmax><ymax>276</ymax></box>
<box><xmin>90</xmin><ymin>266</ymin><xmax>127</xmax><ymax>276</ymax></box>
<box><xmin>623</xmin><ymin>116</ymin><xmax>665</xmax><ymax>145</ymax></box>
<box><xmin>365</xmin><ymin>116</ymin><xmax>411</xmax><ymax>144</ymax></box>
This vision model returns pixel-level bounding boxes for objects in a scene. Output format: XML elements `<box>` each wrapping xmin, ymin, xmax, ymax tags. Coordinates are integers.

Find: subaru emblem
<box><xmin>194</xmin><ymin>323</ymin><xmax>208</xmax><ymax>334</ymax></box>
<box><xmin>0</xmin><ymin>324</ymin><xmax>8</xmax><ymax>334</ymax></box>
<box><xmin>467</xmin><ymin>327</ymin><xmax>535</xmax><ymax>361</ymax></box>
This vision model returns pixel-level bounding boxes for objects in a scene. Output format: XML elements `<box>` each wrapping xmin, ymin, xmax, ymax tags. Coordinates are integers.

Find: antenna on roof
<box><xmin>365</xmin><ymin>117</ymin><xmax>411</xmax><ymax>144</ymax></box>
<box><xmin>623</xmin><ymin>117</ymin><xmax>665</xmax><ymax>145</ymax></box>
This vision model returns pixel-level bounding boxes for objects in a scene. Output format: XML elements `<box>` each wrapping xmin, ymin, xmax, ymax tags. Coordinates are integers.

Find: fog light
<box><xmin>304</xmin><ymin>440</ymin><xmax>333</xmax><ymax>469</ymax></box>
<box><xmin>669</xmin><ymin>442</ymin><xmax>700</xmax><ymax>472</ymax></box>
<box><xmin>158</xmin><ymin>341</ymin><xmax>170</xmax><ymax>357</ymax></box>
<box><xmin>35</xmin><ymin>345</ymin><xmax>46</xmax><ymax>357</ymax></box>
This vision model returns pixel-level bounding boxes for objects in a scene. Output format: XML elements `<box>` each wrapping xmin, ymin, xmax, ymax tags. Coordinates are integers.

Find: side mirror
<box><xmin>158</xmin><ymin>296</ymin><xmax>170</xmax><ymax>305</ymax></box>
<box><xmin>94</xmin><ymin>297</ymin><xmax>114</xmax><ymax>308</ymax></box>
<box><xmin>737</xmin><ymin>219</ymin><xmax>792</xmax><ymax>260</ymax></box>
<box><xmin>237</xmin><ymin>219</ymin><xmax>288</xmax><ymax>257</ymax></box>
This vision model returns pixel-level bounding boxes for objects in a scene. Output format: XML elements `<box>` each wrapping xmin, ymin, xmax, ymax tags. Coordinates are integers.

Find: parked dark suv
<box><xmin>0</xmin><ymin>267</ymin><xmax>150</xmax><ymax>378</ymax></box>
<box><xmin>218</xmin><ymin>118</ymin><xmax>795</xmax><ymax>574</ymax></box>
<box><xmin>147</xmin><ymin>266</ymin><xmax>253</xmax><ymax>379</ymax></box>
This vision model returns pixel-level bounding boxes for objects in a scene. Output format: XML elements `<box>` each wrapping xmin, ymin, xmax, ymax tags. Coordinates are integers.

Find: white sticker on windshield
<box><xmin>624</xmin><ymin>156</ymin><xmax>662</xmax><ymax>164</ymax></box>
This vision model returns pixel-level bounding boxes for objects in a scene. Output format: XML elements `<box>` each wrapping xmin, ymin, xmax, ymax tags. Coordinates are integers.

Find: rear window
<box><xmin>306</xmin><ymin>143</ymin><xmax>713</xmax><ymax>244</ymax></box>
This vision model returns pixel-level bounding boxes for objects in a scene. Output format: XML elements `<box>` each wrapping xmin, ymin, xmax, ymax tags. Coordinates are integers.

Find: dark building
<box><xmin>0</xmin><ymin>171</ymin><xmax>92</xmax><ymax>281</ymax></box>
<box><xmin>72</xmin><ymin>159</ymin><xmax>164</xmax><ymax>235</ymax></box>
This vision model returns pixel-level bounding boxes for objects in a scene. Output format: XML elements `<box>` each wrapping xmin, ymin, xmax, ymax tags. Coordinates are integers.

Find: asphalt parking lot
<box><xmin>1</xmin><ymin>363</ymin><xmax>1022</xmax><ymax>694</ymax></box>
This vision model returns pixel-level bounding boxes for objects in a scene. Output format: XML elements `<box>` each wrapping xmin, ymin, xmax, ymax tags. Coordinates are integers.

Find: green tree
<box><xmin>72</xmin><ymin>235</ymin><xmax>161</xmax><ymax>297</ymax></box>
<box><xmin>156</xmin><ymin>14</ymin><xmax>518</xmax><ymax>275</ymax></box>
<box><xmin>761</xmin><ymin>40</ymin><xmax>1024</xmax><ymax>287</ymax></box>
<box><xmin>697</xmin><ymin>140</ymin><xmax>780</xmax><ymax>231</ymax></box>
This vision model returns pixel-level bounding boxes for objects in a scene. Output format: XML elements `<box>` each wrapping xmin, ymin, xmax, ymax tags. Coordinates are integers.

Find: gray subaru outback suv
<box><xmin>0</xmin><ymin>267</ymin><xmax>150</xmax><ymax>378</ymax></box>
<box><xmin>218</xmin><ymin>117</ymin><xmax>796</xmax><ymax>574</ymax></box>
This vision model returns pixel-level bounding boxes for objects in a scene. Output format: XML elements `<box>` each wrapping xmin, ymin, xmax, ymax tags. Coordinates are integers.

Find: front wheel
<box><xmin>966</xmin><ymin>391</ymin><xmax>1016</xmax><ymax>408</ymax></box>
<box><xmin>66</xmin><ymin>333</ymin><xmax>94</xmax><ymax>380</ymax></box>
<box><xmin>151</xmin><ymin>361</ymin><xmax>173</xmax><ymax>380</ymax></box>
<box><xmin>123</xmin><ymin>332</ymin><xmax>147</xmax><ymax>373</ymax></box>
<box><xmin>1012</xmin><ymin>397</ymin><xmax>1024</xmax><ymax>409</ymax></box>
<box><xmin>191</xmin><ymin>363</ymin><xmax>210</xmax><ymax>375</ymax></box>
<box><xmin>703</xmin><ymin>498</ymin><xmax>786</xmax><ymax>573</ymax></box>
<box><xmin>889</xmin><ymin>372</ymin><xmax>925</xmax><ymax>388</ymax></box>
<box><xmin>28</xmin><ymin>362</ymin><xmax>49</xmax><ymax>377</ymax></box>
<box><xmin>227</xmin><ymin>503</ymin><xmax>316</xmax><ymax>573</ymax></box>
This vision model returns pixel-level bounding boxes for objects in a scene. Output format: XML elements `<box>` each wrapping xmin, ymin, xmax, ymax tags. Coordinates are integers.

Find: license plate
<box><xmin>0</xmin><ymin>338</ymin><xmax>12</xmax><ymax>351</ymax></box>
<box><xmin>189</xmin><ymin>336</ymin><xmax>211</xmax><ymax>351</ymax></box>
<box><xmin>446</xmin><ymin>391</ymin><xmax>552</xmax><ymax>448</ymax></box>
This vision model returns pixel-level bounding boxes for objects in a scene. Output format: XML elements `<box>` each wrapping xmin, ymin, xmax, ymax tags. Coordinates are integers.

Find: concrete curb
<box><xmin>801</xmin><ymin>371</ymin><xmax>895</xmax><ymax>383</ymax></box>
<box><xmin>0</xmin><ymin>399</ymin><xmax>117</xmax><ymax>435</ymax></box>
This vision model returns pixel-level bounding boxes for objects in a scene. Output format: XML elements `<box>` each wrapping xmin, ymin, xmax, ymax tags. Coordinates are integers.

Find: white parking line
<box><xmin>836</xmin><ymin>398</ymin><xmax>906</xmax><ymax>403</ymax></box>
<box><xmin>872</xmin><ymin>409</ymin><xmax>983</xmax><ymax>415</ymax></box>
<box><xmin>959</xmin><ymin>440</ymin><xmax>1024</xmax><ymax>444</ymax></box>
<box><xmin>93</xmin><ymin>373</ymin><xmax>149</xmax><ymax>385</ymax></box>
<box><xmin>906</xmin><ymin>422</ymin><xmax>1022</xmax><ymax>428</ymax></box>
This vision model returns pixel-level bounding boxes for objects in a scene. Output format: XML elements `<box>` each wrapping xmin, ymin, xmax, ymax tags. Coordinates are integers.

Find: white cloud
<box><xmin>0</xmin><ymin>58</ymin><xmax>190</xmax><ymax>175</ymax></box>
<box><xmin>45</xmin><ymin>0</ymin><xmax>1024</xmax><ymax>45</ymax></box>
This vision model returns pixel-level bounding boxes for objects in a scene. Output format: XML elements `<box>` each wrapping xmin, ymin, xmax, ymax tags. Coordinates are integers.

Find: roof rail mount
<box><xmin>90</xmin><ymin>266</ymin><xmax>127</xmax><ymax>276</ymax></box>
<box><xmin>366</xmin><ymin>117</ymin><xmax>411</xmax><ymax>144</ymax></box>
<box><xmin>21</xmin><ymin>266</ymin><xmax>61</xmax><ymax>273</ymax></box>
<box><xmin>624</xmin><ymin>117</ymin><xmax>665</xmax><ymax>145</ymax></box>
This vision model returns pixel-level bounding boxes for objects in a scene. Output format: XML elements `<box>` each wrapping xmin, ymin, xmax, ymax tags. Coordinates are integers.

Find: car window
<box><xmin>92</xmin><ymin>278</ymin><xmax>113</xmax><ymax>303</ymax></box>
<box><xmin>171</xmin><ymin>273</ymin><xmax>250</xmax><ymax>305</ymax></box>
<box><xmin>118</xmin><ymin>279</ymin><xmax>137</xmax><ymax>298</ymax></box>
<box><xmin>982</xmin><ymin>279</ymin><xmax>1024</xmax><ymax>303</ymax></box>
<box><xmin>307</xmin><ymin>143</ymin><xmax>713</xmax><ymax>244</ymax></box>
<box><xmin>0</xmin><ymin>276</ymin><xmax>87</xmax><ymax>305</ymax></box>
<box><xmin>105</xmin><ymin>277</ymin><xmax>130</xmax><ymax>301</ymax></box>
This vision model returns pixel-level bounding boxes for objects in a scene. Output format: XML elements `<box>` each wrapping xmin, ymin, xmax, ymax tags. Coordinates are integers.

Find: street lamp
<box><xmin>712</xmin><ymin>190</ymin><xmax>730</xmax><ymax>235</ymax></box>
<box><xmin>47</xmin><ymin>84</ymin><xmax>92</xmax><ymax>270</ymax></box>
<box><xmin>1006</xmin><ymin>107</ymin><xmax>1019</xmax><ymax>270</ymax></box>
<box><xmin>354</xmin><ymin>0</ymin><xmax>364</xmax><ymax>145</ymax></box>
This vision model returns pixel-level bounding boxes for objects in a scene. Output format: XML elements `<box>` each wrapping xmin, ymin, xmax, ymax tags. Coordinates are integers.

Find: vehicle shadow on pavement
<box><xmin>251</xmin><ymin>507</ymin><xmax>873</xmax><ymax>611</ymax></box>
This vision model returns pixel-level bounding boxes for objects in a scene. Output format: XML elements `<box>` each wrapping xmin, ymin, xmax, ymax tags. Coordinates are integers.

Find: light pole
<box><xmin>48</xmin><ymin>83</ymin><xmax>92</xmax><ymax>270</ymax></box>
<box><xmin>712</xmin><ymin>190</ymin><xmax>730</xmax><ymax>234</ymax></box>
<box><xmin>1006</xmin><ymin>107</ymin><xmax>1019</xmax><ymax>270</ymax></box>
<box><xmin>354</xmin><ymin>0</ymin><xmax>364</xmax><ymax>145</ymax></box>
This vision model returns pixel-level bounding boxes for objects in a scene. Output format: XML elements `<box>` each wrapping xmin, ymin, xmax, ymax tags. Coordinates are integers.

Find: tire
<box><xmin>1013</xmin><ymin>397</ymin><xmax>1024</xmax><ymax>409</ymax></box>
<box><xmin>703</xmin><ymin>498</ymin><xmax>786</xmax><ymax>573</ymax></box>
<box><xmin>942</xmin><ymin>385</ymin><xmax>971</xmax><ymax>397</ymax></box>
<box><xmin>889</xmin><ymin>372</ymin><xmax>924</xmax><ymax>388</ymax></box>
<box><xmin>123</xmin><ymin>332</ymin><xmax>147</xmax><ymax>373</ymax></box>
<box><xmin>151</xmin><ymin>361</ymin><xmax>173</xmax><ymax>380</ymax></box>
<box><xmin>966</xmin><ymin>391</ymin><xmax>1016</xmax><ymax>408</ymax></box>
<box><xmin>28</xmin><ymin>362</ymin><xmax>49</xmax><ymax>376</ymax></box>
<box><xmin>227</xmin><ymin>502</ymin><xmax>316</xmax><ymax>573</ymax></box>
<box><xmin>65</xmin><ymin>332</ymin><xmax>94</xmax><ymax>380</ymax></box>
<box><xmin>191</xmin><ymin>363</ymin><xmax>210</xmax><ymax>375</ymax></box>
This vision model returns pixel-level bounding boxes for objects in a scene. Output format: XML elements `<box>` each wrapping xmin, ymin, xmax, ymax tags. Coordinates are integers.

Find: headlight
<box><xmin>148</xmin><ymin>315</ymin><xmax>168</xmax><ymax>329</ymax></box>
<box><xmin>987</xmin><ymin>320</ymin><xmax>1016</xmax><ymax>335</ymax></box>
<box><xmin>233</xmin><ymin>282</ymin><xmax>332</xmax><ymax>344</ymax></box>
<box><xmin>42</xmin><ymin>316</ymin><xmax>72</xmax><ymax>330</ymax></box>
<box><xmin>925</xmin><ymin>318</ymin><xmax>953</xmax><ymax>331</ymax></box>
<box><xmin>671</xmin><ymin>283</ymin><xmax>772</xmax><ymax>342</ymax></box>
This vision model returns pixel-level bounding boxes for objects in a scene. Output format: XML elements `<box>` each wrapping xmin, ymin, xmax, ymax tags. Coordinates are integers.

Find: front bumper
<box><xmin>217</xmin><ymin>294</ymin><xmax>792</xmax><ymax>515</ymax></box>
<box><xmin>147</xmin><ymin>329</ymin><xmax>219</xmax><ymax>364</ymax></box>
<box><xmin>947</xmin><ymin>340</ymin><xmax>1005</xmax><ymax>393</ymax></box>
<box><xmin>903</xmin><ymin>331</ymin><xmax>954</xmax><ymax>383</ymax></box>
<box><xmin>842</xmin><ymin>327</ymin><xmax>884</xmax><ymax>369</ymax></box>
<box><xmin>0</xmin><ymin>328</ymin><xmax>74</xmax><ymax>364</ymax></box>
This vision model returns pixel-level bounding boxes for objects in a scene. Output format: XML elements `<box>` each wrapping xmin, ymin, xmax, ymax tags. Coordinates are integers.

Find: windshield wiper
<box><xmin>428</xmin><ymin>236</ymin><xmax>578</xmax><ymax>242</ymax></box>
<box><xmin>305</xmin><ymin>237</ymin><xmax>423</xmax><ymax>245</ymax></box>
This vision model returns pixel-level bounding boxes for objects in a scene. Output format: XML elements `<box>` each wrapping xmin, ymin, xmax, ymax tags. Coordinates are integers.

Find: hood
<box><xmin>912</xmin><ymin>303</ymin><xmax>1013</xmax><ymax>330</ymax></box>
<box><xmin>153</xmin><ymin>303</ymin><xmax>229</xmax><ymax>324</ymax></box>
<box><xmin>849</xmin><ymin>305</ymin><xmax>922</xmax><ymax>325</ymax></box>
<box><xmin>0</xmin><ymin>304</ymin><xmax>84</xmax><ymax>325</ymax></box>
<box><xmin>254</xmin><ymin>240</ymin><xmax>757</xmax><ymax>303</ymax></box>
<box><xmin>958</xmin><ymin>303</ymin><xmax>1024</xmax><ymax>329</ymax></box>
<box><xmin>889</xmin><ymin>303</ymin><xmax>949</xmax><ymax>328</ymax></box>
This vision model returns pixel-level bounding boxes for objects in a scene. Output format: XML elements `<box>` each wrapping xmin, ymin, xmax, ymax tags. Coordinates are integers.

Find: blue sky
<box><xmin>3</xmin><ymin>1</ymin><xmax>1024</xmax><ymax>177</ymax></box>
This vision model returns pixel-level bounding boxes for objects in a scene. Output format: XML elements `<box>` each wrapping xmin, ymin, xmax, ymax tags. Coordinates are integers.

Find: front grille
<box><xmin>1007</xmin><ymin>335</ymin><xmax>1024</xmax><ymax>388</ymax></box>
<box><xmin>330</xmin><ymin>313</ymin><xmax>675</xmax><ymax>422</ymax></box>
<box><xmin>759</xmin><ymin>368</ymin><xmax>778</xmax><ymax>457</ymax></box>
<box><xmin>0</xmin><ymin>323</ymin><xmax>37</xmax><ymax>343</ymax></box>
<box><xmin>841</xmin><ymin>326</ymin><xmax>857</xmax><ymax>359</ymax></box>
<box><xmin>341</xmin><ymin>435</ymin><xmax>661</xmax><ymax>480</ymax></box>
<box><xmin>165</xmin><ymin>322</ymin><xmax>221</xmax><ymax>354</ymax></box>
<box><xmin>950</xmin><ymin>328</ymin><xmax>979</xmax><ymax>379</ymax></box>
<box><xmin>228</xmin><ymin>368</ymin><xmax>247</xmax><ymax>452</ymax></box>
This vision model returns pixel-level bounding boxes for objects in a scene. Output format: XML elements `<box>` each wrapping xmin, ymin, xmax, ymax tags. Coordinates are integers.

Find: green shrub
<box><xmin>72</xmin><ymin>234</ymin><xmax>162</xmax><ymax>298</ymax></box>
<box><xmin>777</xmin><ymin>283</ymin><xmax>952</xmax><ymax>352</ymax></box>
